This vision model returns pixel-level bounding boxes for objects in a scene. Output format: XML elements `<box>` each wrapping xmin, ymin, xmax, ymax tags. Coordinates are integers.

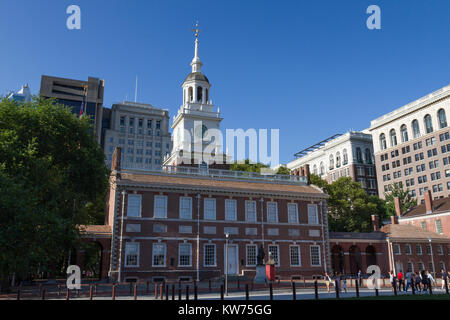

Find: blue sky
<box><xmin>1</xmin><ymin>0</ymin><xmax>449</xmax><ymax>165</ymax></box>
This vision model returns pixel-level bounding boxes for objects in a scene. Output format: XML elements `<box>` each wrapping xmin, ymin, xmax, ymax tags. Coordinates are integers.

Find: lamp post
<box><xmin>196</xmin><ymin>194</ymin><xmax>201</xmax><ymax>282</ymax></box>
<box><xmin>429</xmin><ymin>238</ymin><xmax>435</xmax><ymax>277</ymax></box>
<box><xmin>225</xmin><ymin>232</ymin><xmax>229</xmax><ymax>296</ymax></box>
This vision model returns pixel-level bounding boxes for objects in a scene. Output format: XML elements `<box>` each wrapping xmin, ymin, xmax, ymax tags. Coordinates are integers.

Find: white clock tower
<box><xmin>164</xmin><ymin>24</ymin><xmax>228</xmax><ymax>168</ymax></box>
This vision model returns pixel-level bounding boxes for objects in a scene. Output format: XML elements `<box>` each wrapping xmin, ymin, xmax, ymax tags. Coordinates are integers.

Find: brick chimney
<box><xmin>112</xmin><ymin>147</ymin><xmax>122</xmax><ymax>171</ymax></box>
<box><xmin>371</xmin><ymin>215</ymin><xmax>380</xmax><ymax>231</ymax></box>
<box><xmin>394</xmin><ymin>197</ymin><xmax>402</xmax><ymax>217</ymax></box>
<box><xmin>424</xmin><ymin>190</ymin><xmax>433</xmax><ymax>214</ymax></box>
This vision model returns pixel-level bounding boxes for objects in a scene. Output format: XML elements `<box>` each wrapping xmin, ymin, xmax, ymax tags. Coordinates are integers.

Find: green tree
<box><xmin>229</xmin><ymin>159</ymin><xmax>270</xmax><ymax>173</ymax></box>
<box><xmin>0</xmin><ymin>97</ymin><xmax>109</xmax><ymax>290</ymax></box>
<box><xmin>384</xmin><ymin>184</ymin><xmax>417</xmax><ymax>217</ymax></box>
<box><xmin>276</xmin><ymin>166</ymin><xmax>291</xmax><ymax>175</ymax></box>
<box><xmin>310</xmin><ymin>174</ymin><xmax>387</xmax><ymax>232</ymax></box>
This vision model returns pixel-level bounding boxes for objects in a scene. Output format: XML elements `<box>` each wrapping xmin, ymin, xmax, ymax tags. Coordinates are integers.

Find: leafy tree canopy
<box><xmin>0</xmin><ymin>97</ymin><xmax>109</xmax><ymax>288</ymax></box>
<box><xmin>310</xmin><ymin>174</ymin><xmax>387</xmax><ymax>233</ymax></box>
<box><xmin>384</xmin><ymin>183</ymin><xmax>417</xmax><ymax>217</ymax></box>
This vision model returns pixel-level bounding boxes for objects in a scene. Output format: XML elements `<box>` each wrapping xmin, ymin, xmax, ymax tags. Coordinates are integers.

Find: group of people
<box><xmin>389</xmin><ymin>269</ymin><xmax>449</xmax><ymax>293</ymax></box>
<box><xmin>323</xmin><ymin>269</ymin><xmax>449</xmax><ymax>294</ymax></box>
<box><xmin>324</xmin><ymin>271</ymin><xmax>355</xmax><ymax>293</ymax></box>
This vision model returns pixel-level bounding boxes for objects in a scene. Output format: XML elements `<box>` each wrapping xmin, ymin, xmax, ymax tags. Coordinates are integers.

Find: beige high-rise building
<box><xmin>369</xmin><ymin>85</ymin><xmax>450</xmax><ymax>203</ymax></box>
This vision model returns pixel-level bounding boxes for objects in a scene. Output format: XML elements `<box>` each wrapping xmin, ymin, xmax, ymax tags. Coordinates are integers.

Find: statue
<box><xmin>257</xmin><ymin>245</ymin><xmax>265</xmax><ymax>266</ymax></box>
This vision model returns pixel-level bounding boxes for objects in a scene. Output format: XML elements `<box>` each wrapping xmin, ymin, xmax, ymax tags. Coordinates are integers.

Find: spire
<box><xmin>191</xmin><ymin>22</ymin><xmax>203</xmax><ymax>73</ymax></box>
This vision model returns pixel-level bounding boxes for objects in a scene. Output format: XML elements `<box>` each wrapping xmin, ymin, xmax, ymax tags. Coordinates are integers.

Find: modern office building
<box><xmin>7</xmin><ymin>84</ymin><xmax>32</xmax><ymax>103</ymax></box>
<box><xmin>369</xmin><ymin>85</ymin><xmax>450</xmax><ymax>202</ymax></box>
<box><xmin>287</xmin><ymin>131</ymin><xmax>378</xmax><ymax>195</ymax></box>
<box><xmin>40</xmin><ymin>75</ymin><xmax>105</xmax><ymax>144</ymax></box>
<box><xmin>102</xmin><ymin>101</ymin><xmax>172</xmax><ymax>170</ymax></box>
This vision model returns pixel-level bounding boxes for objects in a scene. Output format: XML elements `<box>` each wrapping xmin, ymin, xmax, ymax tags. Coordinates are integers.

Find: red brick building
<box><xmin>99</xmin><ymin>148</ymin><xmax>330</xmax><ymax>283</ymax></box>
<box><xmin>399</xmin><ymin>191</ymin><xmax>450</xmax><ymax>238</ymax></box>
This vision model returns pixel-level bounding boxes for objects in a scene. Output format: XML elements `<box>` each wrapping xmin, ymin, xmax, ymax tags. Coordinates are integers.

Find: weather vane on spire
<box><xmin>192</xmin><ymin>21</ymin><xmax>200</xmax><ymax>38</ymax></box>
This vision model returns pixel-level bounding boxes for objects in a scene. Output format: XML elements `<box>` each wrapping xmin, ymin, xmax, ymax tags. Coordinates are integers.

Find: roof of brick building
<box><xmin>380</xmin><ymin>224</ymin><xmax>450</xmax><ymax>241</ymax></box>
<box><xmin>400</xmin><ymin>196</ymin><xmax>450</xmax><ymax>219</ymax></box>
<box><xmin>117</xmin><ymin>172</ymin><xmax>327</xmax><ymax>198</ymax></box>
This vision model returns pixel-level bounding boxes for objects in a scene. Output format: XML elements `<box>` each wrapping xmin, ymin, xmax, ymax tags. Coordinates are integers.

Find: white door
<box><xmin>225</xmin><ymin>245</ymin><xmax>238</xmax><ymax>275</ymax></box>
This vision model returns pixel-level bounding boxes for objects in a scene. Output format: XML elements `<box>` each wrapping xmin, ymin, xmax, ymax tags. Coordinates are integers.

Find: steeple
<box><xmin>191</xmin><ymin>22</ymin><xmax>203</xmax><ymax>73</ymax></box>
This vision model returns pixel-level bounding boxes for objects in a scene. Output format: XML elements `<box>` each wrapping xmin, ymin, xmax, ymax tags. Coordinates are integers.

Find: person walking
<box><xmin>357</xmin><ymin>270</ymin><xmax>362</xmax><ymax>287</ymax></box>
<box><xmin>427</xmin><ymin>270</ymin><xmax>436</xmax><ymax>288</ymax></box>
<box><xmin>405</xmin><ymin>270</ymin><xmax>412</xmax><ymax>293</ymax></box>
<box><xmin>397</xmin><ymin>270</ymin><xmax>404</xmax><ymax>292</ymax></box>
<box><xmin>325</xmin><ymin>272</ymin><xmax>332</xmax><ymax>293</ymax></box>
<box><xmin>421</xmin><ymin>270</ymin><xmax>428</xmax><ymax>291</ymax></box>
<box><xmin>342</xmin><ymin>274</ymin><xmax>347</xmax><ymax>293</ymax></box>
<box><xmin>414</xmin><ymin>272</ymin><xmax>422</xmax><ymax>292</ymax></box>
<box><xmin>389</xmin><ymin>271</ymin><xmax>395</xmax><ymax>291</ymax></box>
<box><xmin>441</xmin><ymin>269</ymin><xmax>447</xmax><ymax>290</ymax></box>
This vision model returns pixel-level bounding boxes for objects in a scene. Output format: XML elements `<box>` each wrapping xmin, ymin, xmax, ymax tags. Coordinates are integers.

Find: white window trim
<box><xmin>394</xmin><ymin>244</ymin><xmax>401</xmax><ymax>255</ymax></box>
<box><xmin>246</xmin><ymin>244</ymin><xmax>258</xmax><ymax>267</ymax></box>
<box><xmin>124</xmin><ymin>242</ymin><xmax>140</xmax><ymax>268</ymax></box>
<box><xmin>203</xmin><ymin>243</ymin><xmax>217</xmax><ymax>267</ymax></box>
<box><xmin>225</xmin><ymin>199</ymin><xmax>237</xmax><ymax>221</ymax></box>
<box><xmin>307</xmin><ymin>204</ymin><xmax>319</xmax><ymax>225</ymax></box>
<box><xmin>179</xmin><ymin>196</ymin><xmax>192</xmax><ymax>220</ymax></box>
<box><xmin>178</xmin><ymin>243</ymin><xmax>192</xmax><ymax>267</ymax></box>
<box><xmin>152</xmin><ymin>243</ymin><xmax>166</xmax><ymax>267</ymax></box>
<box><xmin>154</xmin><ymin>195</ymin><xmax>168</xmax><ymax>219</ymax></box>
<box><xmin>289</xmin><ymin>245</ymin><xmax>301</xmax><ymax>267</ymax></box>
<box><xmin>127</xmin><ymin>194</ymin><xmax>142</xmax><ymax>218</ymax></box>
<box><xmin>204</xmin><ymin>198</ymin><xmax>216</xmax><ymax>220</ymax></box>
<box><xmin>268</xmin><ymin>244</ymin><xmax>280</xmax><ymax>267</ymax></box>
<box><xmin>245</xmin><ymin>200</ymin><xmax>257</xmax><ymax>222</ymax></box>
<box><xmin>416</xmin><ymin>245</ymin><xmax>423</xmax><ymax>255</ymax></box>
<box><xmin>310</xmin><ymin>245</ymin><xmax>322</xmax><ymax>267</ymax></box>
<box><xmin>287</xmin><ymin>203</ymin><xmax>299</xmax><ymax>224</ymax></box>
<box><xmin>266</xmin><ymin>202</ymin><xmax>278</xmax><ymax>223</ymax></box>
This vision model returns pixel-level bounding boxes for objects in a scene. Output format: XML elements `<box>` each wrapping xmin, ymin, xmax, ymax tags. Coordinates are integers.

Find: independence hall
<box><xmin>102</xmin><ymin>149</ymin><xmax>329</xmax><ymax>282</ymax></box>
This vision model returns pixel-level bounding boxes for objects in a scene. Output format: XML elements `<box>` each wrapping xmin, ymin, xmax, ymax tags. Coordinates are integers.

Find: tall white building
<box><xmin>164</xmin><ymin>25</ymin><xmax>229</xmax><ymax>168</ymax></box>
<box><xmin>369</xmin><ymin>85</ymin><xmax>450</xmax><ymax>201</ymax></box>
<box><xmin>287</xmin><ymin>131</ymin><xmax>378</xmax><ymax>195</ymax></box>
<box><xmin>103</xmin><ymin>101</ymin><xmax>172</xmax><ymax>170</ymax></box>
<box><xmin>7</xmin><ymin>84</ymin><xmax>32</xmax><ymax>103</ymax></box>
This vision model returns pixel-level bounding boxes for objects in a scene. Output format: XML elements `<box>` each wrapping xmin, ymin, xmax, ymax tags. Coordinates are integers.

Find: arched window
<box><xmin>336</xmin><ymin>152</ymin><xmax>341</xmax><ymax>168</ymax></box>
<box><xmin>389</xmin><ymin>129</ymin><xmax>397</xmax><ymax>147</ymax></box>
<box><xmin>188</xmin><ymin>87</ymin><xmax>193</xmax><ymax>102</ymax></box>
<box><xmin>197</xmin><ymin>86</ymin><xmax>203</xmax><ymax>102</ymax></box>
<box><xmin>412</xmin><ymin>119</ymin><xmax>420</xmax><ymax>138</ymax></box>
<box><xmin>438</xmin><ymin>109</ymin><xmax>447</xmax><ymax>129</ymax></box>
<box><xmin>205</xmin><ymin>88</ymin><xmax>209</xmax><ymax>103</ymax></box>
<box><xmin>424</xmin><ymin>114</ymin><xmax>433</xmax><ymax>133</ymax></box>
<box><xmin>380</xmin><ymin>133</ymin><xmax>387</xmax><ymax>150</ymax></box>
<box><xmin>356</xmin><ymin>147</ymin><xmax>363</xmax><ymax>163</ymax></box>
<box><xmin>365</xmin><ymin>148</ymin><xmax>372</xmax><ymax>164</ymax></box>
<box><xmin>329</xmin><ymin>154</ymin><xmax>334</xmax><ymax>170</ymax></box>
<box><xmin>343</xmin><ymin>149</ymin><xmax>348</xmax><ymax>165</ymax></box>
<box><xmin>320</xmin><ymin>162</ymin><xmax>324</xmax><ymax>176</ymax></box>
<box><xmin>313</xmin><ymin>164</ymin><xmax>317</xmax><ymax>175</ymax></box>
<box><xmin>400</xmin><ymin>124</ymin><xmax>408</xmax><ymax>142</ymax></box>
